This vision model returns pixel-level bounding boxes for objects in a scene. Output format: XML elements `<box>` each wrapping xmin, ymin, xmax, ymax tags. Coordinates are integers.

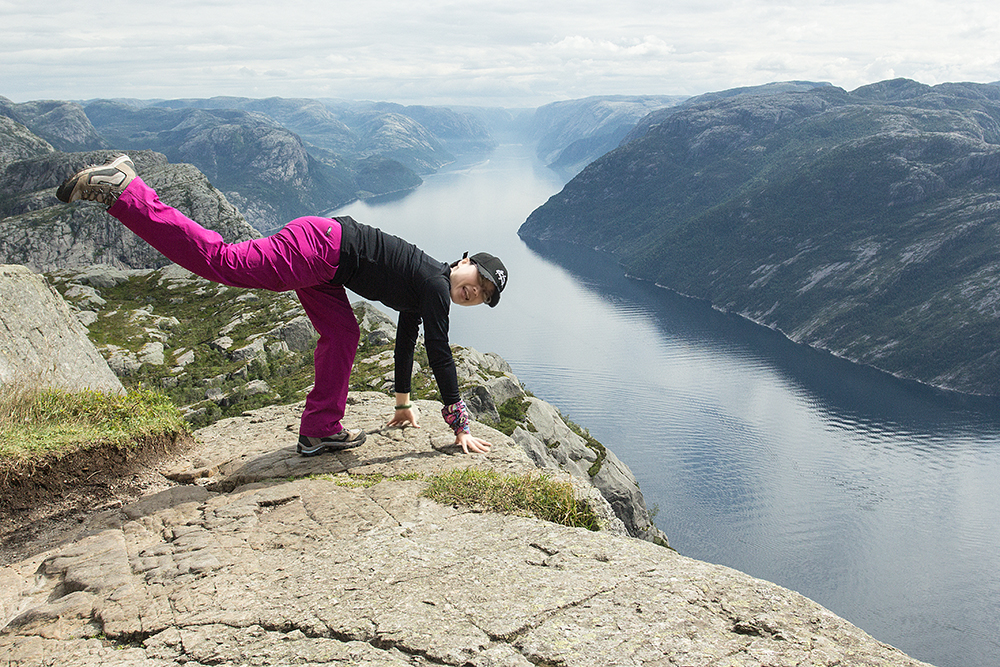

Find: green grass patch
<box><xmin>311</xmin><ymin>471</ymin><xmax>424</xmax><ymax>488</ymax></box>
<box><xmin>422</xmin><ymin>467</ymin><xmax>601</xmax><ymax>531</ymax></box>
<box><xmin>0</xmin><ymin>384</ymin><xmax>188</xmax><ymax>463</ymax></box>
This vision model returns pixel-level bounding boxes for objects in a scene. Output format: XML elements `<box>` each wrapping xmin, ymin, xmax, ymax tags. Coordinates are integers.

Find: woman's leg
<box><xmin>108</xmin><ymin>177</ymin><xmax>342</xmax><ymax>291</ymax></box>
<box><xmin>111</xmin><ymin>176</ymin><xmax>360</xmax><ymax>438</ymax></box>
<box><xmin>295</xmin><ymin>283</ymin><xmax>361</xmax><ymax>437</ymax></box>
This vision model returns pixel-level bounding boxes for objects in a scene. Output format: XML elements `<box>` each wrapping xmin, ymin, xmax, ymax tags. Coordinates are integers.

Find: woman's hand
<box><xmin>456</xmin><ymin>431</ymin><xmax>491</xmax><ymax>454</ymax></box>
<box><xmin>387</xmin><ymin>392</ymin><xmax>420</xmax><ymax>428</ymax></box>
<box><xmin>387</xmin><ymin>405</ymin><xmax>420</xmax><ymax>428</ymax></box>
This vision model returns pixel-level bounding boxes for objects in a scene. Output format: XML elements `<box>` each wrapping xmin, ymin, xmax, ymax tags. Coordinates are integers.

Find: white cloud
<box><xmin>2</xmin><ymin>0</ymin><xmax>999</xmax><ymax>106</ymax></box>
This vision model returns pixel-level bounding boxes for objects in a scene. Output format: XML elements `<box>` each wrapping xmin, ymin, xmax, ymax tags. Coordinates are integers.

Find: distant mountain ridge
<box><xmin>0</xmin><ymin>149</ymin><xmax>260</xmax><ymax>273</ymax></box>
<box><xmin>527</xmin><ymin>95</ymin><xmax>689</xmax><ymax>177</ymax></box>
<box><xmin>0</xmin><ymin>95</ymin><xmax>497</xmax><ymax>235</ymax></box>
<box><xmin>0</xmin><ymin>90</ymin><xmax>628</xmax><ymax>275</ymax></box>
<box><xmin>520</xmin><ymin>78</ymin><xmax>1000</xmax><ymax>396</ymax></box>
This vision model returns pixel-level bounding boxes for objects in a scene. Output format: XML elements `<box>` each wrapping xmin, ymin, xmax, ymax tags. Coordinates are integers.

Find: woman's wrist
<box><xmin>395</xmin><ymin>403</ymin><xmax>412</xmax><ymax>410</ymax></box>
<box><xmin>442</xmin><ymin>398</ymin><xmax>472</xmax><ymax>435</ymax></box>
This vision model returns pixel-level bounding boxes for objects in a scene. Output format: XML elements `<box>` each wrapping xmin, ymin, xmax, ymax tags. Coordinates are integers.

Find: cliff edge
<box><xmin>1</xmin><ymin>394</ymin><xmax>931</xmax><ymax>666</ymax></box>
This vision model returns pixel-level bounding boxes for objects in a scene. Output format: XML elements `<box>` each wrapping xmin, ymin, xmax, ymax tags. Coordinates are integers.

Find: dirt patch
<box><xmin>0</xmin><ymin>434</ymin><xmax>195</xmax><ymax>566</ymax></box>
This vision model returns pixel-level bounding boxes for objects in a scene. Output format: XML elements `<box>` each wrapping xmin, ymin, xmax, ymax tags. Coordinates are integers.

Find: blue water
<box><xmin>333</xmin><ymin>143</ymin><xmax>1000</xmax><ymax>667</ymax></box>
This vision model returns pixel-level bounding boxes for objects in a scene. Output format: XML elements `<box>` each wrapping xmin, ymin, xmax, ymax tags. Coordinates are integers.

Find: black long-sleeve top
<box><xmin>328</xmin><ymin>216</ymin><xmax>460</xmax><ymax>405</ymax></box>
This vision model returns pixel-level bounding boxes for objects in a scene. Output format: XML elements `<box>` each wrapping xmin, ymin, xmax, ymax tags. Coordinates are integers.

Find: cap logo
<box><xmin>494</xmin><ymin>268</ymin><xmax>506</xmax><ymax>289</ymax></box>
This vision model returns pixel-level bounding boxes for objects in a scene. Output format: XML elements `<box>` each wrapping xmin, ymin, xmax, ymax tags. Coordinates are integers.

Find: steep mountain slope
<box><xmin>0</xmin><ymin>115</ymin><xmax>53</xmax><ymax>170</ymax></box>
<box><xmin>362</xmin><ymin>102</ymin><xmax>497</xmax><ymax>154</ymax></box>
<box><xmin>152</xmin><ymin>96</ymin><xmax>496</xmax><ymax>174</ymax></box>
<box><xmin>520</xmin><ymin>79</ymin><xmax>1000</xmax><ymax>395</ymax></box>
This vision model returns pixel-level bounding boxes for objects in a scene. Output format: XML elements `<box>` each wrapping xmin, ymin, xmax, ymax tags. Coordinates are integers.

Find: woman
<box><xmin>57</xmin><ymin>155</ymin><xmax>508</xmax><ymax>456</ymax></box>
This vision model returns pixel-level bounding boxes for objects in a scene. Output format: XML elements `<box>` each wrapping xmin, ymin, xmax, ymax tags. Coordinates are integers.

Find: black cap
<box><xmin>469</xmin><ymin>252</ymin><xmax>507</xmax><ymax>307</ymax></box>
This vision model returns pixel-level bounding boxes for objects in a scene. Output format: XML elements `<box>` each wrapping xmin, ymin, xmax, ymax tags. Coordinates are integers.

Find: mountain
<box><xmin>81</xmin><ymin>101</ymin><xmax>391</xmax><ymax>235</ymax></box>
<box><xmin>0</xmin><ymin>114</ymin><xmax>53</xmax><ymax>170</ymax></box>
<box><xmin>528</xmin><ymin>95</ymin><xmax>690</xmax><ymax>177</ymax></box>
<box><xmin>355</xmin><ymin>101</ymin><xmax>498</xmax><ymax>156</ymax></box>
<box><xmin>151</xmin><ymin>96</ymin><xmax>497</xmax><ymax>174</ymax></box>
<box><xmin>2</xmin><ymin>95</ymin><xmax>501</xmax><ymax>235</ymax></box>
<box><xmin>519</xmin><ymin>79</ymin><xmax>1000</xmax><ymax>396</ymax></box>
<box><xmin>0</xmin><ymin>96</ymin><xmax>108</xmax><ymax>152</ymax></box>
<box><xmin>0</xmin><ymin>142</ymin><xmax>260</xmax><ymax>273</ymax></box>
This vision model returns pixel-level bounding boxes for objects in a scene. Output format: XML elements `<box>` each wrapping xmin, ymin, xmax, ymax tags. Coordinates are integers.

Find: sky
<box><xmin>3</xmin><ymin>0</ymin><xmax>1000</xmax><ymax>109</ymax></box>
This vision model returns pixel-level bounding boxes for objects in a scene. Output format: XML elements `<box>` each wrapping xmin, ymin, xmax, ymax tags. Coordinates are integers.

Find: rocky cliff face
<box><xmin>0</xmin><ymin>265</ymin><xmax>122</xmax><ymax>394</ymax></box>
<box><xmin>520</xmin><ymin>78</ymin><xmax>1000</xmax><ymax>396</ymax></box>
<box><xmin>0</xmin><ymin>114</ymin><xmax>54</xmax><ymax>171</ymax></box>
<box><xmin>0</xmin><ymin>97</ymin><xmax>109</xmax><ymax>153</ymax></box>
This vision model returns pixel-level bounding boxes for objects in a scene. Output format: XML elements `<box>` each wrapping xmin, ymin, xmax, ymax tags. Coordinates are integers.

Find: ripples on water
<box><xmin>336</xmin><ymin>145</ymin><xmax>1000</xmax><ymax>667</ymax></box>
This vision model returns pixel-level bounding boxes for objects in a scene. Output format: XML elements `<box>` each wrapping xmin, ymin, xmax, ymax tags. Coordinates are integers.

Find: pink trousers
<box><xmin>109</xmin><ymin>177</ymin><xmax>360</xmax><ymax>437</ymax></box>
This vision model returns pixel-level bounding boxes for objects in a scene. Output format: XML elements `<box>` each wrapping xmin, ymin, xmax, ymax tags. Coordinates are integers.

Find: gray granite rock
<box><xmin>269</xmin><ymin>314</ymin><xmax>317</xmax><ymax>352</ymax></box>
<box><xmin>0</xmin><ymin>265</ymin><xmax>123</xmax><ymax>394</ymax></box>
<box><xmin>513</xmin><ymin>397</ymin><xmax>669</xmax><ymax>546</ymax></box>
<box><xmin>0</xmin><ymin>393</ymin><xmax>931</xmax><ymax>667</ymax></box>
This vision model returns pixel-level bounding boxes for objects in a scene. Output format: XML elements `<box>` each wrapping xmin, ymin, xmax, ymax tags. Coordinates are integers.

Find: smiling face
<box><xmin>449</xmin><ymin>257</ymin><xmax>496</xmax><ymax>307</ymax></box>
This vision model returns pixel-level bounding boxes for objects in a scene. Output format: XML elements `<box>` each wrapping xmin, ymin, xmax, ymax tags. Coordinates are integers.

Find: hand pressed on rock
<box><xmin>387</xmin><ymin>405</ymin><xmax>419</xmax><ymax>428</ymax></box>
<box><xmin>456</xmin><ymin>431</ymin><xmax>491</xmax><ymax>454</ymax></box>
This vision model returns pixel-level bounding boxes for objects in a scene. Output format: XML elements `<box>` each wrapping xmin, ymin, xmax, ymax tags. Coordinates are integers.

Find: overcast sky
<box><xmin>4</xmin><ymin>0</ymin><xmax>1000</xmax><ymax>108</ymax></box>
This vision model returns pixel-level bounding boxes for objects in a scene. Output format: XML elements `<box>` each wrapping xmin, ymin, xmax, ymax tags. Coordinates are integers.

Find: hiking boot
<box><xmin>56</xmin><ymin>154</ymin><xmax>136</xmax><ymax>207</ymax></box>
<box><xmin>296</xmin><ymin>429</ymin><xmax>367</xmax><ymax>457</ymax></box>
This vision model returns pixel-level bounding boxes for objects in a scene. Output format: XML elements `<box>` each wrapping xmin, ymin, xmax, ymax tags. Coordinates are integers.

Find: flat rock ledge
<box><xmin>1</xmin><ymin>392</ymin><xmax>931</xmax><ymax>666</ymax></box>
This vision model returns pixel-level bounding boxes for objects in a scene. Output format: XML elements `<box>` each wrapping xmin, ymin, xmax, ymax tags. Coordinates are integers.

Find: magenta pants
<box><xmin>109</xmin><ymin>177</ymin><xmax>360</xmax><ymax>437</ymax></box>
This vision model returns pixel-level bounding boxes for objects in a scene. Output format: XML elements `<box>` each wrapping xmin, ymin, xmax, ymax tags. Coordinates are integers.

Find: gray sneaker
<box><xmin>56</xmin><ymin>155</ymin><xmax>136</xmax><ymax>207</ymax></box>
<box><xmin>296</xmin><ymin>429</ymin><xmax>367</xmax><ymax>456</ymax></box>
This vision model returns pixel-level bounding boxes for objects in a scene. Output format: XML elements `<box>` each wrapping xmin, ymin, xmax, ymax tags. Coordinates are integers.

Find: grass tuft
<box><xmin>0</xmin><ymin>382</ymin><xmax>188</xmax><ymax>462</ymax></box>
<box><xmin>422</xmin><ymin>467</ymin><xmax>601</xmax><ymax>531</ymax></box>
<box><xmin>310</xmin><ymin>471</ymin><xmax>424</xmax><ymax>488</ymax></box>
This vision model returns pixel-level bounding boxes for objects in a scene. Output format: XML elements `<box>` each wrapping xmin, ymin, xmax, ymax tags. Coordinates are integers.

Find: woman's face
<box><xmin>449</xmin><ymin>258</ymin><xmax>495</xmax><ymax>307</ymax></box>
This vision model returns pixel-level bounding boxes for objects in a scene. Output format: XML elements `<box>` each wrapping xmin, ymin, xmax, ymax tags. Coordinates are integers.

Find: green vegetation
<box><xmin>311</xmin><ymin>471</ymin><xmax>424</xmax><ymax>488</ymax></box>
<box><xmin>422</xmin><ymin>467</ymin><xmax>601</xmax><ymax>531</ymax></box>
<box><xmin>46</xmin><ymin>269</ymin><xmax>446</xmax><ymax>431</ymax></box>
<box><xmin>0</xmin><ymin>383</ymin><xmax>187</xmax><ymax>464</ymax></box>
<box><xmin>564</xmin><ymin>418</ymin><xmax>607</xmax><ymax>477</ymax></box>
<box><xmin>482</xmin><ymin>396</ymin><xmax>532</xmax><ymax>435</ymax></box>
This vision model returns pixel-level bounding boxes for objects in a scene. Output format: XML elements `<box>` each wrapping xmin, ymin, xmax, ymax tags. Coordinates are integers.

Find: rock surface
<box><xmin>0</xmin><ymin>265</ymin><xmax>123</xmax><ymax>394</ymax></box>
<box><xmin>0</xmin><ymin>393</ymin><xmax>931</xmax><ymax>666</ymax></box>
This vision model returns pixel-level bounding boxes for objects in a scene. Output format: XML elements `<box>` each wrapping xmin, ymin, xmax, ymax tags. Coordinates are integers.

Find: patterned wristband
<box><xmin>442</xmin><ymin>398</ymin><xmax>472</xmax><ymax>435</ymax></box>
